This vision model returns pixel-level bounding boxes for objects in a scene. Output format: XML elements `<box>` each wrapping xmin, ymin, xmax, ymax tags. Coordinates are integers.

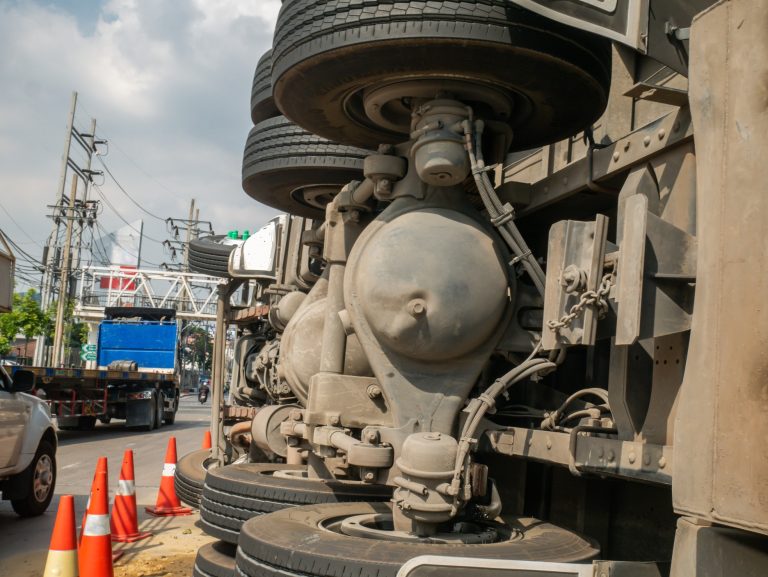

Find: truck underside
<box><xmin>188</xmin><ymin>1</ymin><xmax>768</xmax><ymax>576</ymax></box>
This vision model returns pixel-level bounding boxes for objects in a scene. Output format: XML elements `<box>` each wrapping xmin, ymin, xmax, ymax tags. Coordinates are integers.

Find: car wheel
<box><xmin>271</xmin><ymin>0</ymin><xmax>612</xmax><ymax>150</ymax></box>
<box><xmin>10</xmin><ymin>440</ymin><xmax>56</xmax><ymax>517</ymax></box>
<box><xmin>200</xmin><ymin>463</ymin><xmax>391</xmax><ymax>544</ymax></box>
<box><xmin>242</xmin><ymin>116</ymin><xmax>371</xmax><ymax>218</ymax></box>
<box><xmin>236</xmin><ymin>502</ymin><xmax>599</xmax><ymax>577</ymax></box>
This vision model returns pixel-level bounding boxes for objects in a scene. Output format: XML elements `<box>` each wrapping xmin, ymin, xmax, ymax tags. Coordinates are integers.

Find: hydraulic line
<box><xmin>462</xmin><ymin>115</ymin><xmax>547</xmax><ymax>295</ymax></box>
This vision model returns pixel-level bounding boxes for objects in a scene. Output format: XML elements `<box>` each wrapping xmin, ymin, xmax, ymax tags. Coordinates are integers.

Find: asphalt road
<box><xmin>0</xmin><ymin>395</ymin><xmax>213</xmax><ymax>575</ymax></box>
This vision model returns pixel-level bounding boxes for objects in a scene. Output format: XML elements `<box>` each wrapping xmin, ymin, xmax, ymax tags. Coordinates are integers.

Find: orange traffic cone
<box><xmin>43</xmin><ymin>495</ymin><xmax>78</xmax><ymax>577</ymax></box>
<box><xmin>202</xmin><ymin>430</ymin><xmax>212</xmax><ymax>450</ymax></box>
<box><xmin>145</xmin><ymin>436</ymin><xmax>192</xmax><ymax>516</ymax></box>
<box><xmin>111</xmin><ymin>450</ymin><xmax>151</xmax><ymax>542</ymax></box>
<box><xmin>80</xmin><ymin>456</ymin><xmax>107</xmax><ymax>544</ymax></box>
<box><xmin>79</xmin><ymin>466</ymin><xmax>114</xmax><ymax>577</ymax></box>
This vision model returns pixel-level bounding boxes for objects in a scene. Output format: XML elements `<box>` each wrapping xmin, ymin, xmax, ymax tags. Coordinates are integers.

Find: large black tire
<box><xmin>200</xmin><ymin>463</ymin><xmax>392</xmax><ymax>544</ymax></box>
<box><xmin>242</xmin><ymin>116</ymin><xmax>371</xmax><ymax>218</ymax></box>
<box><xmin>193</xmin><ymin>541</ymin><xmax>236</xmax><ymax>577</ymax></box>
<box><xmin>10</xmin><ymin>440</ymin><xmax>56</xmax><ymax>517</ymax></box>
<box><xmin>251</xmin><ymin>50</ymin><xmax>280</xmax><ymax>125</ymax></box>
<box><xmin>236</xmin><ymin>502</ymin><xmax>599</xmax><ymax>577</ymax></box>
<box><xmin>271</xmin><ymin>0</ymin><xmax>612</xmax><ymax>150</ymax></box>
<box><xmin>175</xmin><ymin>448</ymin><xmax>210</xmax><ymax>508</ymax></box>
<box><xmin>189</xmin><ymin>236</ymin><xmax>237</xmax><ymax>277</ymax></box>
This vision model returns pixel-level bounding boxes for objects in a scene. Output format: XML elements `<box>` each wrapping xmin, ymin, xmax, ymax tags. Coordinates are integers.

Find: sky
<box><xmin>0</xmin><ymin>0</ymin><xmax>282</xmax><ymax>289</ymax></box>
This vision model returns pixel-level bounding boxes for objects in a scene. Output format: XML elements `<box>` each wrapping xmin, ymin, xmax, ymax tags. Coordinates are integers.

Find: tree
<box><xmin>0</xmin><ymin>289</ymin><xmax>50</xmax><ymax>358</ymax></box>
<box><xmin>182</xmin><ymin>324</ymin><xmax>213</xmax><ymax>373</ymax></box>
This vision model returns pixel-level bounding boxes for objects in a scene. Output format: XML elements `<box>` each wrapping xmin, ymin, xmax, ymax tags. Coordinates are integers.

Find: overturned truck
<box><xmin>191</xmin><ymin>1</ymin><xmax>768</xmax><ymax>576</ymax></box>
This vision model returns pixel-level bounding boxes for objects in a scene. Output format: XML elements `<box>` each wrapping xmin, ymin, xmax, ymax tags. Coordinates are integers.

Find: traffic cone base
<box><xmin>44</xmin><ymin>550</ymin><xmax>79</xmax><ymax>577</ymax></box>
<box><xmin>146</xmin><ymin>437</ymin><xmax>193</xmax><ymax>517</ymax></box>
<box><xmin>112</xmin><ymin>529</ymin><xmax>153</xmax><ymax>542</ymax></box>
<box><xmin>43</xmin><ymin>495</ymin><xmax>78</xmax><ymax>577</ymax></box>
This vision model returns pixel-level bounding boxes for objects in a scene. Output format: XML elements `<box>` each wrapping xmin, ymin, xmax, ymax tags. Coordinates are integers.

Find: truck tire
<box><xmin>200</xmin><ymin>463</ymin><xmax>392</xmax><ymax>544</ymax></box>
<box><xmin>235</xmin><ymin>502</ymin><xmax>599</xmax><ymax>577</ymax></box>
<box><xmin>251</xmin><ymin>50</ymin><xmax>280</xmax><ymax>125</ymax></box>
<box><xmin>242</xmin><ymin>116</ymin><xmax>371</xmax><ymax>218</ymax></box>
<box><xmin>142</xmin><ymin>393</ymin><xmax>158</xmax><ymax>431</ymax></box>
<box><xmin>271</xmin><ymin>0</ymin><xmax>612</xmax><ymax>150</ymax></box>
<box><xmin>189</xmin><ymin>236</ymin><xmax>236</xmax><ymax>278</ymax></box>
<box><xmin>193</xmin><ymin>541</ymin><xmax>236</xmax><ymax>577</ymax></box>
<box><xmin>10</xmin><ymin>440</ymin><xmax>56</xmax><ymax>517</ymax></box>
<box><xmin>164</xmin><ymin>396</ymin><xmax>178</xmax><ymax>425</ymax></box>
<box><xmin>175</xmin><ymin>449</ymin><xmax>210</xmax><ymax>507</ymax></box>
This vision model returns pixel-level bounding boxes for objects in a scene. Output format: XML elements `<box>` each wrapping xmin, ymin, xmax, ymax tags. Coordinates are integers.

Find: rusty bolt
<box><xmin>560</xmin><ymin>265</ymin><xmax>586</xmax><ymax>293</ymax></box>
<box><xmin>407</xmin><ymin>298</ymin><xmax>427</xmax><ymax>318</ymax></box>
<box><xmin>366</xmin><ymin>384</ymin><xmax>382</xmax><ymax>399</ymax></box>
<box><xmin>290</xmin><ymin>409</ymin><xmax>303</xmax><ymax>421</ymax></box>
<box><xmin>329</xmin><ymin>415</ymin><xmax>341</xmax><ymax>426</ymax></box>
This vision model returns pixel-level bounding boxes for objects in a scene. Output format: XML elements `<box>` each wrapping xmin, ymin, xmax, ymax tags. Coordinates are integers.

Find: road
<box><xmin>0</xmin><ymin>396</ymin><xmax>214</xmax><ymax>577</ymax></box>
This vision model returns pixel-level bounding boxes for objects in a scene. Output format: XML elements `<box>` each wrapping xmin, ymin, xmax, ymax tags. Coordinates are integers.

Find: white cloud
<box><xmin>0</xmin><ymin>0</ymin><xmax>281</xmax><ymax>280</ymax></box>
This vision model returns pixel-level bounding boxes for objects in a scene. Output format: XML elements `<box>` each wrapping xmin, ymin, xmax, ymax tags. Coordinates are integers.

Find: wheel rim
<box><xmin>321</xmin><ymin>512</ymin><xmax>511</xmax><ymax>544</ymax></box>
<box><xmin>33</xmin><ymin>454</ymin><xmax>54</xmax><ymax>502</ymax></box>
<box><xmin>355</xmin><ymin>79</ymin><xmax>519</xmax><ymax>139</ymax></box>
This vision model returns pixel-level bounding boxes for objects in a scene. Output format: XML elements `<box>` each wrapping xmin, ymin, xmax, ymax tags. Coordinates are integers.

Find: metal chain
<box><xmin>547</xmin><ymin>271</ymin><xmax>615</xmax><ymax>332</ymax></box>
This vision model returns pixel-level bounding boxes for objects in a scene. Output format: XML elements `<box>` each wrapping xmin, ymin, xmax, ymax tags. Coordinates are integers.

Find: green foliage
<box><xmin>182</xmin><ymin>324</ymin><xmax>213</xmax><ymax>372</ymax></box>
<box><xmin>0</xmin><ymin>289</ymin><xmax>51</xmax><ymax>356</ymax></box>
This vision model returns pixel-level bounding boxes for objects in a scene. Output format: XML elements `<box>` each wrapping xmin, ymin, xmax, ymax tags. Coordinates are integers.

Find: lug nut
<box><xmin>366</xmin><ymin>384</ymin><xmax>382</xmax><ymax>399</ymax></box>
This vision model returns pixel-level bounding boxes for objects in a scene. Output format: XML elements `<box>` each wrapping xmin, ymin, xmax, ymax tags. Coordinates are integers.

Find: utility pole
<box><xmin>35</xmin><ymin>92</ymin><xmax>103</xmax><ymax>366</ymax></box>
<box><xmin>184</xmin><ymin>198</ymin><xmax>196</xmax><ymax>271</ymax></box>
<box><xmin>52</xmin><ymin>174</ymin><xmax>78</xmax><ymax>366</ymax></box>
<box><xmin>36</xmin><ymin>92</ymin><xmax>77</xmax><ymax>366</ymax></box>
<box><xmin>161</xmin><ymin>203</ymin><xmax>212</xmax><ymax>271</ymax></box>
<box><xmin>71</xmin><ymin>118</ymin><xmax>98</xmax><ymax>272</ymax></box>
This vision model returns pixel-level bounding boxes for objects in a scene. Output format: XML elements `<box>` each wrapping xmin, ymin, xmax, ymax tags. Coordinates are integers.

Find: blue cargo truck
<box><xmin>9</xmin><ymin>307</ymin><xmax>181</xmax><ymax>430</ymax></box>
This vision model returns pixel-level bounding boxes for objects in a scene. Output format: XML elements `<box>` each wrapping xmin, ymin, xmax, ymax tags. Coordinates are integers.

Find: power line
<box><xmin>95</xmin><ymin>221</ymin><xmax>160</xmax><ymax>268</ymax></box>
<box><xmin>75</xmin><ymin>100</ymin><xmax>184</xmax><ymax>201</ymax></box>
<box><xmin>2</xmin><ymin>231</ymin><xmax>44</xmax><ymax>266</ymax></box>
<box><xmin>92</xmin><ymin>183</ymin><xmax>165</xmax><ymax>244</ymax></box>
<box><xmin>96</xmin><ymin>156</ymin><xmax>166</xmax><ymax>222</ymax></box>
<box><xmin>0</xmin><ymin>201</ymin><xmax>44</xmax><ymax>248</ymax></box>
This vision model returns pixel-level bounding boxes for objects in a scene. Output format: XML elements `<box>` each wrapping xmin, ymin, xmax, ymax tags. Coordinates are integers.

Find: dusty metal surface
<box><xmin>673</xmin><ymin>0</ymin><xmax>768</xmax><ymax>537</ymax></box>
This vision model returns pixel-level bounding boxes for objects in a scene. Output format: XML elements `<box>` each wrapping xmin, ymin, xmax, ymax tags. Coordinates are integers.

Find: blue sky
<box><xmin>0</xmin><ymin>0</ymin><xmax>281</xmax><ymax>287</ymax></box>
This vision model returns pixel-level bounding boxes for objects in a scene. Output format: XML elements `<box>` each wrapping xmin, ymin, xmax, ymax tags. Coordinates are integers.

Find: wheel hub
<box><xmin>322</xmin><ymin>512</ymin><xmax>509</xmax><ymax>544</ymax></box>
<box><xmin>33</xmin><ymin>455</ymin><xmax>54</xmax><ymax>502</ymax></box>
<box><xmin>352</xmin><ymin>79</ymin><xmax>524</xmax><ymax>138</ymax></box>
<box><xmin>291</xmin><ymin>184</ymin><xmax>342</xmax><ymax>211</ymax></box>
